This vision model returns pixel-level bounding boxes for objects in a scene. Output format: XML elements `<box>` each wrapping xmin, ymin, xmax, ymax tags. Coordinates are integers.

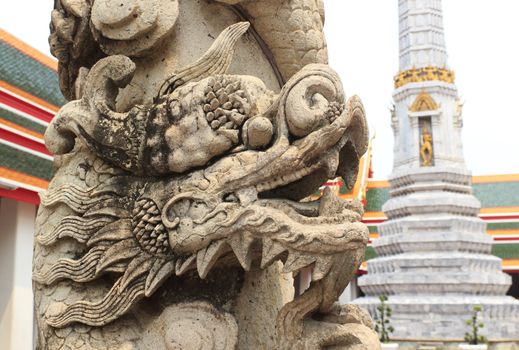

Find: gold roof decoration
<box><xmin>409</xmin><ymin>91</ymin><xmax>439</xmax><ymax>112</ymax></box>
<box><xmin>395</xmin><ymin>66</ymin><xmax>455</xmax><ymax>89</ymax></box>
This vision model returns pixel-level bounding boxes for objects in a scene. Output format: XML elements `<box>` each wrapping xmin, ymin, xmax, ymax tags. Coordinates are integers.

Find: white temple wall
<box><xmin>0</xmin><ymin>198</ymin><xmax>36</xmax><ymax>350</ymax></box>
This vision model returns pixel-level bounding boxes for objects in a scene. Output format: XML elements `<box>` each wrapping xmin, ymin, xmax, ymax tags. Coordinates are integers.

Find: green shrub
<box><xmin>464</xmin><ymin>305</ymin><xmax>487</xmax><ymax>345</ymax></box>
<box><xmin>374</xmin><ymin>294</ymin><xmax>394</xmax><ymax>343</ymax></box>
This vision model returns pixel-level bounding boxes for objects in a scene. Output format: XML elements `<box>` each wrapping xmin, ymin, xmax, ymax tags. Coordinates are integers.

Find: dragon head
<box><xmin>136</xmin><ymin>64</ymin><xmax>370</xmax><ymax>330</ymax></box>
<box><xmin>39</xmin><ymin>56</ymin><xmax>369</xmax><ymax>334</ymax></box>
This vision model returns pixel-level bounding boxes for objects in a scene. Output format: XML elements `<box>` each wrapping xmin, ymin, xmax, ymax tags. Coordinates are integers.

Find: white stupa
<box><xmin>353</xmin><ymin>0</ymin><xmax>519</xmax><ymax>341</ymax></box>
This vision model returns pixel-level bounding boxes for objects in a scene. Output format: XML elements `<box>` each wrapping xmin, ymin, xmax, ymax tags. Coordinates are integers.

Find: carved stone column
<box><xmin>35</xmin><ymin>1</ymin><xmax>379</xmax><ymax>349</ymax></box>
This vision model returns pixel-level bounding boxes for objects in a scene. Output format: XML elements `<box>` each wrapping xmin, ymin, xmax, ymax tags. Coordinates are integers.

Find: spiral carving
<box><xmin>91</xmin><ymin>0</ymin><xmax>179</xmax><ymax>56</ymax></box>
<box><xmin>284</xmin><ymin>65</ymin><xmax>344</xmax><ymax>138</ymax></box>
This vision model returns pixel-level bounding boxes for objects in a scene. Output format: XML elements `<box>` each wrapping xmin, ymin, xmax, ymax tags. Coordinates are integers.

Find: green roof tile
<box><xmin>487</xmin><ymin>222</ymin><xmax>519</xmax><ymax>230</ymax></box>
<box><xmin>364</xmin><ymin>246</ymin><xmax>377</xmax><ymax>261</ymax></box>
<box><xmin>364</xmin><ymin>181</ymin><xmax>519</xmax><ymax>212</ymax></box>
<box><xmin>367</xmin><ymin>225</ymin><xmax>379</xmax><ymax>234</ymax></box>
<box><xmin>0</xmin><ymin>41</ymin><xmax>66</xmax><ymax>107</ymax></box>
<box><xmin>492</xmin><ymin>244</ymin><xmax>519</xmax><ymax>260</ymax></box>
<box><xmin>365</xmin><ymin>187</ymin><xmax>389</xmax><ymax>212</ymax></box>
<box><xmin>473</xmin><ymin>182</ymin><xmax>519</xmax><ymax>208</ymax></box>
<box><xmin>0</xmin><ymin>143</ymin><xmax>53</xmax><ymax>180</ymax></box>
<box><xmin>0</xmin><ymin>106</ymin><xmax>46</xmax><ymax>134</ymax></box>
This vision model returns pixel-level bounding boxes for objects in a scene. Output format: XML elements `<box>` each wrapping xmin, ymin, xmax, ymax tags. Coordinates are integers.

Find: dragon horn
<box><xmin>159</xmin><ymin>21</ymin><xmax>251</xmax><ymax>95</ymax></box>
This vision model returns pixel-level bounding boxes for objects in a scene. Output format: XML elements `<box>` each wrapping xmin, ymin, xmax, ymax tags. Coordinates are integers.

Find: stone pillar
<box><xmin>0</xmin><ymin>198</ymin><xmax>36</xmax><ymax>350</ymax></box>
<box><xmin>32</xmin><ymin>1</ymin><xmax>380</xmax><ymax>348</ymax></box>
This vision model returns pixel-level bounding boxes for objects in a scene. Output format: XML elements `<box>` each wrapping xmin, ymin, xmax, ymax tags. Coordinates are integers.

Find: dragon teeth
<box><xmin>255</xmin><ymin>182</ymin><xmax>268</xmax><ymax>193</ymax></box>
<box><xmin>196</xmin><ymin>240</ymin><xmax>228</xmax><ymax>279</ymax></box>
<box><xmin>260</xmin><ymin>239</ymin><xmax>286</xmax><ymax>269</ymax></box>
<box><xmin>298</xmin><ymin>266</ymin><xmax>313</xmax><ymax>294</ymax></box>
<box><xmin>228</xmin><ymin>233</ymin><xmax>254</xmax><ymax>271</ymax></box>
<box><xmin>255</xmin><ymin>164</ymin><xmax>319</xmax><ymax>193</ymax></box>
<box><xmin>175</xmin><ymin>255</ymin><xmax>196</xmax><ymax>276</ymax></box>
<box><xmin>282</xmin><ymin>252</ymin><xmax>316</xmax><ymax>274</ymax></box>
<box><xmin>311</xmin><ymin>256</ymin><xmax>334</xmax><ymax>282</ymax></box>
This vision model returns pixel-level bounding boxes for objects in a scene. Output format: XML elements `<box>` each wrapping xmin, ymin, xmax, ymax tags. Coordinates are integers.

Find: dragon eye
<box><xmin>243</xmin><ymin>116</ymin><xmax>273</xmax><ymax>150</ymax></box>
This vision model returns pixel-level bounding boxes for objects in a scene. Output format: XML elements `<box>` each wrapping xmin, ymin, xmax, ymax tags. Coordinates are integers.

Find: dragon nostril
<box><xmin>161</xmin><ymin>193</ymin><xmax>214</xmax><ymax>230</ymax></box>
<box><xmin>163</xmin><ymin>213</ymin><xmax>180</xmax><ymax>230</ymax></box>
<box><xmin>223</xmin><ymin>193</ymin><xmax>239</xmax><ymax>203</ymax></box>
<box><xmin>162</xmin><ymin>197</ymin><xmax>189</xmax><ymax>229</ymax></box>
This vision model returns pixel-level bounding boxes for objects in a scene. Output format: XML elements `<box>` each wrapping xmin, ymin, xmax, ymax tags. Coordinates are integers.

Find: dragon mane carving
<box><xmin>35</xmin><ymin>1</ymin><xmax>380</xmax><ymax>349</ymax></box>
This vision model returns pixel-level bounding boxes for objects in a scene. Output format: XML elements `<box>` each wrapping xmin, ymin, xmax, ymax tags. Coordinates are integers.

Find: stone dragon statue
<box><xmin>34</xmin><ymin>0</ymin><xmax>379</xmax><ymax>349</ymax></box>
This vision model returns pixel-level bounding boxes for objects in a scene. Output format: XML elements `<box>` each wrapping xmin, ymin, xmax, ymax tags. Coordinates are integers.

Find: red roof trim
<box><xmin>0</xmin><ymin>187</ymin><xmax>40</xmax><ymax>205</ymax></box>
<box><xmin>0</xmin><ymin>89</ymin><xmax>54</xmax><ymax>123</ymax></box>
<box><xmin>494</xmin><ymin>237</ymin><xmax>519</xmax><ymax>242</ymax></box>
<box><xmin>482</xmin><ymin>215</ymin><xmax>519</xmax><ymax>221</ymax></box>
<box><xmin>362</xmin><ymin>219</ymin><xmax>386</xmax><ymax>224</ymax></box>
<box><xmin>0</xmin><ymin>128</ymin><xmax>51</xmax><ymax>155</ymax></box>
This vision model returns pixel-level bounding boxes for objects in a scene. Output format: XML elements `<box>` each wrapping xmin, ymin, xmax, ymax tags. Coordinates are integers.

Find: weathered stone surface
<box><xmin>35</xmin><ymin>1</ymin><xmax>378</xmax><ymax>349</ymax></box>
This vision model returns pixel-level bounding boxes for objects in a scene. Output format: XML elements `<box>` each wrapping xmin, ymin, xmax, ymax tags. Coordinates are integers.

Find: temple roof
<box><xmin>0</xmin><ymin>29</ymin><xmax>63</xmax><ymax>204</ymax></box>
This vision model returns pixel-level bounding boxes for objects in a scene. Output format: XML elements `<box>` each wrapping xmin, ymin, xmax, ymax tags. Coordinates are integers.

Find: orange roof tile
<box><xmin>0</xmin><ymin>29</ymin><xmax>57</xmax><ymax>71</ymax></box>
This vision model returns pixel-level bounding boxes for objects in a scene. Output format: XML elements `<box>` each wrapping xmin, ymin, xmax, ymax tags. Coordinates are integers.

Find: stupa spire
<box><xmin>398</xmin><ymin>0</ymin><xmax>448</xmax><ymax>71</ymax></box>
<box><xmin>395</xmin><ymin>0</ymin><xmax>454</xmax><ymax>89</ymax></box>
